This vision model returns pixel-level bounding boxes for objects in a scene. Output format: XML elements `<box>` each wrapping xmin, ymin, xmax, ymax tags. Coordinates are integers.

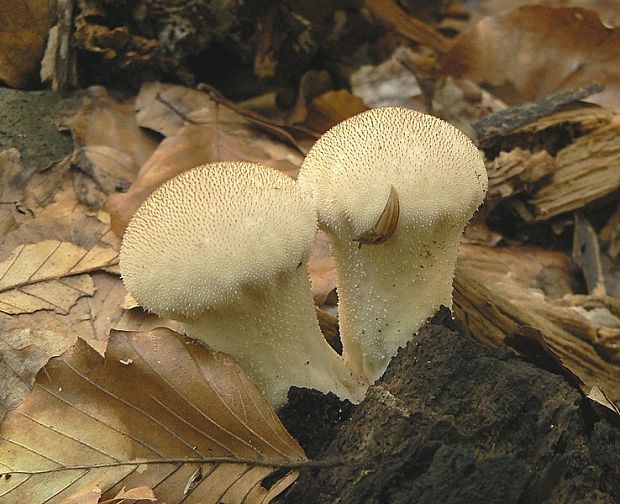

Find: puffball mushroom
<box><xmin>297</xmin><ymin>107</ymin><xmax>488</xmax><ymax>383</ymax></box>
<box><xmin>120</xmin><ymin>161</ymin><xmax>367</xmax><ymax>407</ymax></box>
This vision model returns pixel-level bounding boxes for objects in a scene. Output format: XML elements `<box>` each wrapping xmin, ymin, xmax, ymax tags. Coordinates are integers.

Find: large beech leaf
<box><xmin>0</xmin><ymin>328</ymin><xmax>307</xmax><ymax>503</ymax></box>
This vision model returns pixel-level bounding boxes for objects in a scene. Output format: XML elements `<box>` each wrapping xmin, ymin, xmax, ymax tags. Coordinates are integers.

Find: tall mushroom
<box><xmin>120</xmin><ymin>161</ymin><xmax>368</xmax><ymax>406</ymax></box>
<box><xmin>297</xmin><ymin>107</ymin><xmax>488</xmax><ymax>383</ymax></box>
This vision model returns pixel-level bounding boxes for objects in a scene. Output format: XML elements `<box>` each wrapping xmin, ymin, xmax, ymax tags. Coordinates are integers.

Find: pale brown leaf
<box><xmin>58</xmin><ymin>87</ymin><xmax>158</xmax><ymax>200</ymax></box>
<box><xmin>309</xmin><ymin>231</ymin><xmax>336</xmax><ymax>306</ymax></box>
<box><xmin>61</xmin><ymin>485</ymin><xmax>102</xmax><ymax>504</ymax></box>
<box><xmin>0</xmin><ymin>239</ymin><xmax>117</xmax><ymax>315</ymax></box>
<box><xmin>478</xmin><ymin>0</ymin><xmax>620</xmax><ymax>27</ymax></box>
<box><xmin>0</xmin><ymin>0</ymin><xmax>55</xmax><ymax>88</ymax></box>
<box><xmin>441</xmin><ymin>6</ymin><xmax>620</xmax><ymax>109</ymax></box>
<box><xmin>0</xmin><ymin>328</ymin><xmax>307</xmax><ymax>503</ymax></box>
<box><xmin>0</xmin><ymin>320</ymin><xmax>76</xmax><ymax>421</ymax></box>
<box><xmin>135</xmin><ymin>81</ymin><xmax>241</xmax><ymax>137</ymax></box>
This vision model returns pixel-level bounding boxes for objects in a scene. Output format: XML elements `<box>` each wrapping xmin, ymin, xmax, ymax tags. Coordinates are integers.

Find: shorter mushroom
<box><xmin>298</xmin><ymin>107</ymin><xmax>488</xmax><ymax>383</ymax></box>
<box><xmin>120</xmin><ymin>162</ymin><xmax>368</xmax><ymax>406</ymax></box>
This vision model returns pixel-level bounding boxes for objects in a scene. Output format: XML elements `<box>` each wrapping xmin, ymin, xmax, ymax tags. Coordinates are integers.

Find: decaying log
<box><xmin>486</xmin><ymin>148</ymin><xmax>555</xmax><ymax>200</ymax></box>
<box><xmin>528</xmin><ymin>116</ymin><xmax>620</xmax><ymax>220</ymax></box>
<box><xmin>453</xmin><ymin>244</ymin><xmax>620</xmax><ymax>403</ymax></box>
<box><xmin>474</xmin><ymin>83</ymin><xmax>605</xmax><ymax>143</ymax></box>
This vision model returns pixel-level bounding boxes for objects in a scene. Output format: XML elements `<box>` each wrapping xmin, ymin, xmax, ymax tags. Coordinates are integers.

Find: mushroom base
<box><xmin>331</xmin><ymin>224</ymin><xmax>462</xmax><ymax>384</ymax></box>
<box><xmin>183</xmin><ymin>268</ymin><xmax>369</xmax><ymax>407</ymax></box>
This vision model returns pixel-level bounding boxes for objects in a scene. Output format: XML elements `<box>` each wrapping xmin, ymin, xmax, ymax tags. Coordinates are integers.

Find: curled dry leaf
<box><xmin>0</xmin><ymin>0</ymin><xmax>55</xmax><ymax>88</ymax></box>
<box><xmin>0</xmin><ymin>325</ymin><xmax>76</xmax><ymax>421</ymax></box>
<box><xmin>294</xmin><ymin>90</ymin><xmax>369</xmax><ymax>138</ymax></box>
<box><xmin>0</xmin><ymin>328</ymin><xmax>307</xmax><ymax>504</ymax></box>
<box><xmin>58</xmin><ymin>86</ymin><xmax>158</xmax><ymax>199</ymax></box>
<box><xmin>441</xmin><ymin>6</ymin><xmax>620</xmax><ymax>109</ymax></box>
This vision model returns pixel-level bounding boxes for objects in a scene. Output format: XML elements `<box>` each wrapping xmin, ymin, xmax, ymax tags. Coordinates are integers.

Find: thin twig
<box><xmin>1</xmin><ymin>456</ymin><xmax>344</xmax><ymax>477</ymax></box>
<box><xmin>155</xmin><ymin>94</ymin><xmax>201</xmax><ymax>125</ymax></box>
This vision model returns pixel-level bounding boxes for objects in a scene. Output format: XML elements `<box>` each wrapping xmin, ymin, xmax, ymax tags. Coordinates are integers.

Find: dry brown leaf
<box><xmin>61</xmin><ymin>484</ymin><xmax>103</xmax><ymax>504</ymax></box>
<box><xmin>295</xmin><ymin>90</ymin><xmax>369</xmax><ymax>138</ymax></box>
<box><xmin>0</xmin><ymin>321</ymin><xmax>76</xmax><ymax>421</ymax></box>
<box><xmin>0</xmin><ymin>328</ymin><xmax>307</xmax><ymax>503</ymax></box>
<box><xmin>0</xmin><ymin>0</ymin><xmax>55</xmax><ymax>88</ymax></box>
<box><xmin>135</xmin><ymin>81</ymin><xmax>241</xmax><ymax>137</ymax></box>
<box><xmin>441</xmin><ymin>6</ymin><xmax>620</xmax><ymax>109</ymax></box>
<box><xmin>0</xmin><ymin>239</ymin><xmax>117</xmax><ymax>315</ymax></box>
<box><xmin>364</xmin><ymin>0</ymin><xmax>450</xmax><ymax>53</ymax></box>
<box><xmin>309</xmin><ymin>231</ymin><xmax>336</xmax><ymax>306</ymax></box>
<box><xmin>105</xmin><ymin>485</ymin><xmax>156</xmax><ymax>502</ymax></box>
<box><xmin>58</xmin><ymin>87</ymin><xmax>158</xmax><ymax>199</ymax></box>
<box><xmin>107</xmin><ymin>108</ymin><xmax>302</xmax><ymax>234</ymax></box>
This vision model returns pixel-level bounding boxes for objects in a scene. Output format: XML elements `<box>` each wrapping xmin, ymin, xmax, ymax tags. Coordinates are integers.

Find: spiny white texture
<box><xmin>120</xmin><ymin>162</ymin><xmax>317</xmax><ymax>319</ymax></box>
<box><xmin>120</xmin><ymin>162</ymin><xmax>368</xmax><ymax>406</ymax></box>
<box><xmin>184</xmin><ymin>268</ymin><xmax>368</xmax><ymax>406</ymax></box>
<box><xmin>297</xmin><ymin>107</ymin><xmax>488</xmax><ymax>383</ymax></box>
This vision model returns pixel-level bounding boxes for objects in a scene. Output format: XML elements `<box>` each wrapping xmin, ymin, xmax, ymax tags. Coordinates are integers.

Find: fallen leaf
<box><xmin>0</xmin><ymin>239</ymin><xmax>117</xmax><ymax>315</ymax></box>
<box><xmin>364</xmin><ymin>0</ymin><xmax>450</xmax><ymax>53</ymax></box>
<box><xmin>477</xmin><ymin>0</ymin><xmax>620</xmax><ymax>27</ymax></box>
<box><xmin>58</xmin><ymin>86</ymin><xmax>158</xmax><ymax>200</ymax></box>
<box><xmin>104</xmin><ymin>485</ymin><xmax>156</xmax><ymax>502</ymax></box>
<box><xmin>350</xmin><ymin>47</ymin><xmax>423</xmax><ymax>109</ymax></box>
<box><xmin>441</xmin><ymin>6</ymin><xmax>620</xmax><ymax>109</ymax></box>
<box><xmin>587</xmin><ymin>385</ymin><xmax>620</xmax><ymax>416</ymax></box>
<box><xmin>295</xmin><ymin>90</ymin><xmax>369</xmax><ymax>137</ymax></box>
<box><xmin>135</xmin><ymin>81</ymin><xmax>241</xmax><ymax>137</ymax></box>
<box><xmin>0</xmin><ymin>0</ymin><xmax>55</xmax><ymax>88</ymax></box>
<box><xmin>60</xmin><ymin>484</ymin><xmax>102</xmax><ymax>504</ymax></box>
<box><xmin>0</xmin><ymin>322</ymin><xmax>76</xmax><ymax>421</ymax></box>
<box><xmin>0</xmin><ymin>328</ymin><xmax>307</xmax><ymax>503</ymax></box>
<box><xmin>107</xmin><ymin>103</ymin><xmax>302</xmax><ymax>234</ymax></box>
<box><xmin>308</xmin><ymin>231</ymin><xmax>336</xmax><ymax>306</ymax></box>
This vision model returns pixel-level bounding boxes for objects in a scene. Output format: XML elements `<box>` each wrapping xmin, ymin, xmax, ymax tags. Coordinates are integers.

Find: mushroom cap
<box><xmin>120</xmin><ymin>162</ymin><xmax>317</xmax><ymax>319</ymax></box>
<box><xmin>297</xmin><ymin>107</ymin><xmax>487</xmax><ymax>238</ymax></box>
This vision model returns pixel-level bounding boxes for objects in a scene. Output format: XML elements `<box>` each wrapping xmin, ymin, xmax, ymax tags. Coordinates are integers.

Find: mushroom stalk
<box><xmin>120</xmin><ymin>162</ymin><xmax>369</xmax><ymax>408</ymax></box>
<box><xmin>183</xmin><ymin>264</ymin><xmax>367</xmax><ymax>406</ymax></box>
<box><xmin>297</xmin><ymin>107</ymin><xmax>488</xmax><ymax>384</ymax></box>
<box><xmin>327</xmin><ymin>207</ymin><xmax>464</xmax><ymax>382</ymax></box>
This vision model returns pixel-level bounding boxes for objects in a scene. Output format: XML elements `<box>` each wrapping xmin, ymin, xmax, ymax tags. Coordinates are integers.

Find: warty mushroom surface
<box><xmin>120</xmin><ymin>161</ymin><xmax>368</xmax><ymax>406</ymax></box>
<box><xmin>297</xmin><ymin>107</ymin><xmax>488</xmax><ymax>383</ymax></box>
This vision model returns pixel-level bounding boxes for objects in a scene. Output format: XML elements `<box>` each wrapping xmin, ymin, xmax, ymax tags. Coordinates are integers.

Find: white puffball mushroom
<box><xmin>297</xmin><ymin>107</ymin><xmax>488</xmax><ymax>383</ymax></box>
<box><xmin>120</xmin><ymin>161</ymin><xmax>368</xmax><ymax>407</ymax></box>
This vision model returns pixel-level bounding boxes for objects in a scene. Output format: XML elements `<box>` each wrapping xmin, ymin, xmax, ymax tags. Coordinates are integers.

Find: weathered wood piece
<box><xmin>528</xmin><ymin>116</ymin><xmax>620</xmax><ymax>220</ymax></box>
<box><xmin>474</xmin><ymin>83</ymin><xmax>605</xmax><ymax>143</ymax></box>
<box><xmin>454</xmin><ymin>244</ymin><xmax>620</xmax><ymax>403</ymax></box>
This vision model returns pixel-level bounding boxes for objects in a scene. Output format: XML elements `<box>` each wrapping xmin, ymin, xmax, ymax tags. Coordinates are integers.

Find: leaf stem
<box><xmin>1</xmin><ymin>456</ymin><xmax>343</xmax><ymax>476</ymax></box>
